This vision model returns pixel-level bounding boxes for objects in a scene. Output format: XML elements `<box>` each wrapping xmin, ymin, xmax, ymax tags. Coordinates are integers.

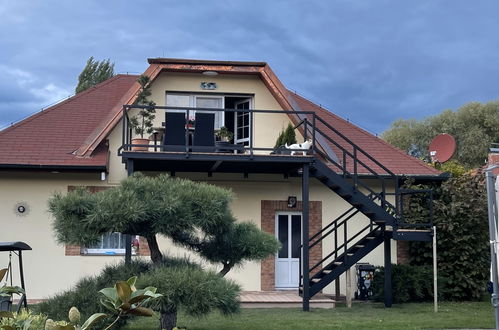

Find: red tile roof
<box><xmin>288</xmin><ymin>92</ymin><xmax>441</xmax><ymax>176</ymax></box>
<box><xmin>0</xmin><ymin>74</ymin><xmax>138</xmax><ymax>169</ymax></box>
<box><xmin>0</xmin><ymin>60</ymin><xmax>441</xmax><ymax>177</ymax></box>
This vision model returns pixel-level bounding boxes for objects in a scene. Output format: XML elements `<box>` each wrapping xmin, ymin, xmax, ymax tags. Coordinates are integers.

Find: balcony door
<box><xmin>234</xmin><ymin>98</ymin><xmax>251</xmax><ymax>146</ymax></box>
<box><xmin>275</xmin><ymin>213</ymin><xmax>302</xmax><ymax>289</ymax></box>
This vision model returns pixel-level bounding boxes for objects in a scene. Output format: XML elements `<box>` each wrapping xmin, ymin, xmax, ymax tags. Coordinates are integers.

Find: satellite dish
<box><xmin>429</xmin><ymin>133</ymin><xmax>456</xmax><ymax>163</ymax></box>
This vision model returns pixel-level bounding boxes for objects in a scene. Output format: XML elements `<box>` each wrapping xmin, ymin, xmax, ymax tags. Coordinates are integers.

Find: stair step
<box><xmin>365</xmin><ymin>237</ymin><xmax>375</xmax><ymax>240</ymax></box>
<box><xmin>322</xmin><ymin>270</ymin><xmax>332</xmax><ymax>274</ymax></box>
<box><xmin>355</xmin><ymin>245</ymin><xmax>365</xmax><ymax>248</ymax></box>
<box><xmin>333</xmin><ymin>261</ymin><xmax>342</xmax><ymax>265</ymax></box>
<box><xmin>339</xmin><ymin>193</ymin><xmax>352</xmax><ymax>199</ymax></box>
<box><xmin>311</xmin><ymin>278</ymin><xmax>320</xmax><ymax>283</ymax></box>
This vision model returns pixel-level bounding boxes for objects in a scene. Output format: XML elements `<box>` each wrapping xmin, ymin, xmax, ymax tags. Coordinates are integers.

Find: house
<box><xmin>0</xmin><ymin>58</ymin><xmax>443</xmax><ymax>309</ymax></box>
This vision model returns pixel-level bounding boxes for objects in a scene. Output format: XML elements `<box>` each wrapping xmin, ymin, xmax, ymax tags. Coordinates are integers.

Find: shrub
<box><xmin>371</xmin><ymin>264</ymin><xmax>435</xmax><ymax>303</ymax></box>
<box><xmin>35</xmin><ymin>260</ymin><xmax>150</xmax><ymax>321</ymax></box>
<box><xmin>0</xmin><ymin>309</ymin><xmax>47</xmax><ymax>329</ymax></box>
<box><xmin>138</xmin><ymin>265</ymin><xmax>240</xmax><ymax>330</ymax></box>
<box><xmin>274</xmin><ymin>123</ymin><xmax>297</xmax><ymax>148</ymax></box>
<box><xmin>35</xmin><ymin>257</ymin><xmax>198</xmax><ymax>322</ymax></box>
<box><xmin>405</xmin><ymin>169</ymin><xmax>490</xmax><ymax>300</ymax></box>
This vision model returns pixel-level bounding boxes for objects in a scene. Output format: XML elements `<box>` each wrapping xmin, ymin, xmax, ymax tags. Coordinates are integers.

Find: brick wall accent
<box><xmin>138</xmin><ymin>236</ymin><xmax>150</xmax><ymax>256</ymax></box>
<box><xmin>396</xmin><ymin>240</ymin><xmax>410</xmax><ymax>264</ymax></box>
<box><xmin>65</xmin><ymin>245</ymin><xmax>82</xmax><ymax>256</ymax></box>
<box><xmin>64</xmin><ymin>185</ymin><xmax>150</xmax><ymax>257</ymax></box>
<box><xmin>260</xmin><ymin>200</ymin><xmax>322</xmax><ymax>291</ymax></box>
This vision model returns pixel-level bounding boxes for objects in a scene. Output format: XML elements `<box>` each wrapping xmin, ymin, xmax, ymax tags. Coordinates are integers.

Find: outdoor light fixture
<box><xmin>287</xmin><ymin>196</ymin><xmax>297</xmax><ymax>208</ymax></box>
<box><xmin>202</xmin><ymin>71</ymin><xmax>218</xmax><ymax>76</ymax></box>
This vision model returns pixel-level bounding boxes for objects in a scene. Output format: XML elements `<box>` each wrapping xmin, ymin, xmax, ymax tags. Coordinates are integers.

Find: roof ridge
<box><xmin>0</xmin><ymin>75</ymin><xmax>134</xmax><ymax>137</ymax></box>
<box><xmin>289</xmin><ymin>91</ymin><xmax>441</xmax><ymax>175</ymax></box>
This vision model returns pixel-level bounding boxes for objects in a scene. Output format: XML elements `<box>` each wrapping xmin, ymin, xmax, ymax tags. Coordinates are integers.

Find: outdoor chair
<box><xmin>163</xmin><ymin>112</ymin><xmax>187</xmax><ymax>151</ymax></box>
<box><xmin>192</xmin><ymin>112</ymin><xmax>215</xmax><ymax>152</ymax></box>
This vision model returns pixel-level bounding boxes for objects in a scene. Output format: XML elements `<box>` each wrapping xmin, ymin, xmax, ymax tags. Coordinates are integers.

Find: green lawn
<box><xmin>126</xmin><ymin>301</ymin><xmax>494</xmax><ymax>329</ymax></box>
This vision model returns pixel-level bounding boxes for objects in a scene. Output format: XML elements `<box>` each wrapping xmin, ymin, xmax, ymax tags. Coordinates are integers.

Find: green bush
<box><xmin>274</xmin><ymin>123</ymin><xmax>297</xmax><ymax>148</ymax></box>
<box><xmin>371</xmin><ymin>264</ymin><xmax>435</xmax><ymax>303</ymax></box>
<box><xmin>34</xmin><ymin>257</ymin><xmax>198</xmax><ymax>322</ymax></box>
<box><xmin>405</xmin><ymin>170</ymin><xmax>490</xmax><ymax>300</ymax></box>
<box><xmin>138</xmin><ymin>265</ymin><xmax>240</xmax><ymax>330</ymax></box>
<box><xmin>34</xmin><ymin>260</ymin><xmax>150</xmax><ymax>321</ymax></box>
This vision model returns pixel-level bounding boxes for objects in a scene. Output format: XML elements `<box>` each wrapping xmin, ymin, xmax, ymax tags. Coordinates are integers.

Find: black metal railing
<box><xmin>119</xmin><ymin>104</ymin><xmax>433</xmax><ymax>231</ymax></box>
<box><xmin>118</xmin><ymin>105</ymin><xmax>318</xmax><ymax>157</ymax></box>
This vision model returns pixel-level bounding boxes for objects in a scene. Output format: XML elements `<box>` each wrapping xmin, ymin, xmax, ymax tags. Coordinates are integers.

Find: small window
<box><xmin>83</xmin><ymin>233</ymin><xmax>138</xmax><ymax>255</ymax></box>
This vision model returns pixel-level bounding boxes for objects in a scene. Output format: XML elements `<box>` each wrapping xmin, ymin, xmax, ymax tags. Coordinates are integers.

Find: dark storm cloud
<box><xmin>1</xmin><ymin>0</ymin><xmax>498</xmax><ymax>133</ymax></box>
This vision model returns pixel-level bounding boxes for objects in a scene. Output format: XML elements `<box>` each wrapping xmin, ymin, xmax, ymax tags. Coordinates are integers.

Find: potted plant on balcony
<box><xmin>215</xmin><ymin>126</ymin><xmax>234</xmax><ymax>153</ymax></box>
<box><xmin>129</xmin><ymin>75</ymin><xmax>156</xmax><ymax>151</ymax></box>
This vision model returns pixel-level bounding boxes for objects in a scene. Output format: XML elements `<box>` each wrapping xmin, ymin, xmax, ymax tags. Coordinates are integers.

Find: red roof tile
<box><xmin>288</xmin><ymin>92</ymin><xmax>441</xmax><ymax>176</ymax></box>
<box><xmin>0</xmin><ymin>75</ymin><xmax>137</xmax><ymax>168</ymax></box>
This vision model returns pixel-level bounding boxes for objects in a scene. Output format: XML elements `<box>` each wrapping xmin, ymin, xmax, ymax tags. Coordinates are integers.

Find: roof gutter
<box><xmin>0</xmin><ymin>164</ymin><xmax>107</xmax><ymax>172</ymax></box>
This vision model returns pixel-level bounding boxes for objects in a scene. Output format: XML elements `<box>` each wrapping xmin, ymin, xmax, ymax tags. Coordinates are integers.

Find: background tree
<box><xmin>403</xmin><ymin>169</ymin><xmax>489</xmax><ymax>300</ymax></box>
<box><xmin>75</xmin><ymin>56</ymin><xmax>115</xmax><ymax>93</ymax></box>
<box><xmin>381</xmin><ymin>101</ymin><xmax>499</xmax><ymax>168</ymax></box>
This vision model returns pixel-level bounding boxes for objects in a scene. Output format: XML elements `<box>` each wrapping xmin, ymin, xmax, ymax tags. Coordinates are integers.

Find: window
<box><xmin>165</xmin><ymin>93</ymin><xmax>225</xmax><ymax>129</ymax></box>
<box><xmin>83</xmin><ymin>233</ymin><xmax>139</xmax><ymax>255</ymax></box>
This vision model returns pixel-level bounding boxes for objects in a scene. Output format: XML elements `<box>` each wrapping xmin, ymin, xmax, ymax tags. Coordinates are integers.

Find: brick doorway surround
<box><xmin>260</xmin><ymin>200</ymin><xmax>322</xmax><ymax>291</ymax></box>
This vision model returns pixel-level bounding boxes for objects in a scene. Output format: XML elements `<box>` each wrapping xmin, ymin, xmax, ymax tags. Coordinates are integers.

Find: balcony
<box><xmin>118</xmin><ymin>105</ymin><xmax>318</xmax><ymax>174</ymax></box>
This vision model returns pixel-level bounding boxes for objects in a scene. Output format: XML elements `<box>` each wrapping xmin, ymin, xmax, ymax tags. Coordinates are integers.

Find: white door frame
<box><xmin>275</xmin><ymin>212</ymin><xmax>303</xmax><ymax>289</ymax></box>
<box><xmin>233</xmin><ymin>98</ymin><xmax>252</xmax><ymax>145</ymax></box>
<box><xmin>194</xmin><ymin>95</ymin><xmax>225</xmax><ymax>129</ymax></box>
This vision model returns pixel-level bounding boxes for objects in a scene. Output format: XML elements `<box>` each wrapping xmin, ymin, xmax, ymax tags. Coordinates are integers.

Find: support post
<box><xmin>384</xmin><ymin>231</ymin><xmax>392</xmax><ymax>308</ymax></box>
<box><xmin>302</xmin><ymin>164</ymin><xmax>310</xmax><ymax>312</ymax></box>
<box><xmin>125</xmin><ymin>159</ymin><xmax>134</xmax><ymax>265</ymax></box>
<box><xmin>335</xmin><ymin>278</ymin><xmax>341</xmax><ymax>301</ymax></box>
<box><xmin>486</xmin><ymin>166</ymin><xmax>499</xmax><ymax>328</ymax></box>
<box><xmin>432</xmin><ymin>226</ymin><xmax>438</xmax><ymax>313</ymax></box>
<box><xmin>18</xmin><ymin>251</ymin><xmax>27</xmax><ymax>309</ymax></box>
<box><xmin>346</xmin><ymin>269</ymin><xmax>352</xmax><ymax>308</ymax></box>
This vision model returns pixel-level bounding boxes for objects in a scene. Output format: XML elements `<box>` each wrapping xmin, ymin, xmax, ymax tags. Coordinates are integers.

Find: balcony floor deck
<box><xmin>121</xmin><ymin>150</ymin><xmax>315</xmax><ymax>174</ymax></box>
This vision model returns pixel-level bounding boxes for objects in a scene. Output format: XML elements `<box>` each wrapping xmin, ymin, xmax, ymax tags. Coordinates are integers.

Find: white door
<box><xmin>275</xmin><ymin>213</ymin><xmax>302</xmax><ymax>289</ymax></box>
<box><xmin>234</xmin><ymin>99</ymin><xmax>251</xmax><ymax>145</ymax></box>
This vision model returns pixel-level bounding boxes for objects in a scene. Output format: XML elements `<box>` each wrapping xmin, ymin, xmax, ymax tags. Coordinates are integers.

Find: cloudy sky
<box><xmin>1</xmin><ymin>1</ymin><xmax>498</xmax><ymax>134</ymax></box>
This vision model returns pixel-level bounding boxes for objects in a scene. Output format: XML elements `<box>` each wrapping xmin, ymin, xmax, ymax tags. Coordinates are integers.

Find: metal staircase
<box><xmin>296</xmin><ymin>115</ymin><xmax>434</xmax><ymax>309</ymax></box>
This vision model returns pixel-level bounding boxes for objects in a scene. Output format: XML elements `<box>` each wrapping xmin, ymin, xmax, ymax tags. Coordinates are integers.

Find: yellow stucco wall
<box><xmin>0</xmin><ymin>170</ymin><xmax>395</xmax><ymax>299</ymax></box>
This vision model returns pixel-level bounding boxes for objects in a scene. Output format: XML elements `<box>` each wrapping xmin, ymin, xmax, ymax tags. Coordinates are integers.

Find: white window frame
<box><xmin>166</xmin><ymin>93</ymin><xmax>225</xmax><ymax>129</ymax></box>
<box><xmin>83</xmin><ymin>233</ymin><xmax>139</xmax><ymax>255</ymax></box>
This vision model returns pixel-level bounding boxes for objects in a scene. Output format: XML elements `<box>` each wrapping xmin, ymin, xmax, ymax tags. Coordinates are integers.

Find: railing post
<box><xmin>250</xmin><ymin>110</ymin><xmax>254</xmax><ymax>157</ymax></box>
<box><xmin>344</xmin><ymin>221</ymin><xmax>348</xmax><ymax>264</ymax></box>
<box><xmin>302</xmin><ymin>164</ymin><xmax>310</xmax><ymax>312</ymax></box>
<box><xmin>312</xmin><ymin>115</ymin><xmax>316</xmax><ymax>156</ymax></box>
<box><xmin>303</xmin><ymin>119</ymin><xmax>308</xmax><ymax>140</ymax></box>
<box><xmin>429</xmin><ymin>190</ymin><xmax>434</xmax><ymax>227</ymax></box>
<box><xmin>125</xmin><ymin>159</ymin><xmax>134</xmax><ymax>266</ymax></box>
<box><xmin>384</xmin><ymin>226</ymin><xmax>392</xmax><ymax>308</ymax></box>
<box><xmin>185</xmin><ymin>110</ymin><xmax>190</xmax><ymax>156</ymax></box>
<box><xmin>122</xmin><ymin>106</ymin><xmax>126</xmax><ymax>151</ymax></box>
<box><xmin>353</xmin><ymin>148</ymin><xmax>358</xmax><ymax>189</ymax></box>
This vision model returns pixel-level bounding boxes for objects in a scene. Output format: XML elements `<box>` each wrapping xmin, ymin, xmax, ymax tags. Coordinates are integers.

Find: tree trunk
<box><xmin>146</xmin><ymin>235</ymin><xmax>163</xmax><ymax>264</ymax></box>
<box><xmin>219</xmin><ymin>262</ymin><xmax>233</xmax><ymax>276</ymax></box>
<box><xmin>159</xmin><ymin>310</ymin><xmax>177</xmax><ymax>330</ymax></box>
